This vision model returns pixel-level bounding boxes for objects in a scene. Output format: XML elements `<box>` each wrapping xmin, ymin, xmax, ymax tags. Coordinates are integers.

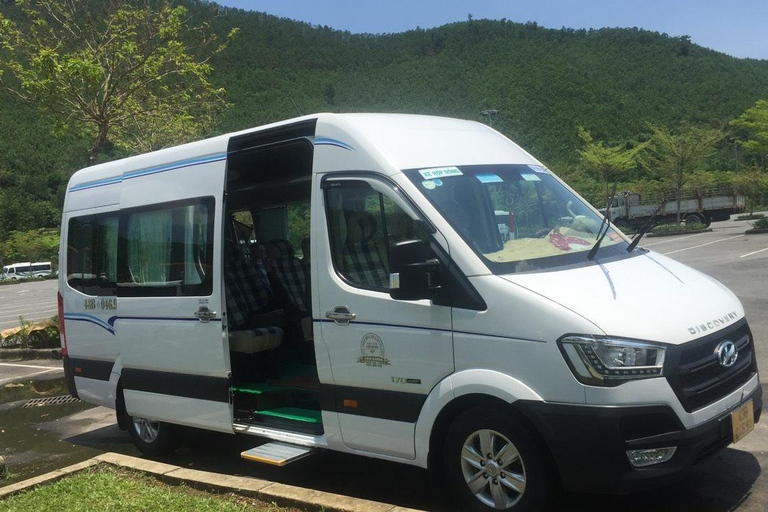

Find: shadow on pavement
<box><xmin>68</xmin><ymin>424</ymin><xmax>763</xmax><ymax>512</ymax></box>
<box><xmin>6</xmin><ymin>402</ymin><xmax>763</xmax><ymax>512</ymax></box>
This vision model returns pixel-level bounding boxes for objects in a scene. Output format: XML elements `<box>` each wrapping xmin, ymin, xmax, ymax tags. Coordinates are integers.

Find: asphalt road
<box><xmin>0</xmin><ymin>360</ymin><xmax>63</xmax><ymax>386</ymax></box>
<box><xmin>0</xmin><ymin>279</ymin><xmax>57</xmax><ymax>331</ymax></box>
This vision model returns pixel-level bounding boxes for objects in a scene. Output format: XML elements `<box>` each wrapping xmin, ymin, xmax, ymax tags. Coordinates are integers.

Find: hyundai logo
<box><xmin>714</xmin><ymin>340</ymin><xmax>738</xmax><ymax>368</ymax></box>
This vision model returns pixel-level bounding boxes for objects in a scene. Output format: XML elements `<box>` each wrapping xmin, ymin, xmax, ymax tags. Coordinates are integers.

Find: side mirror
<box><xmin>389</xmin><ymin>239</ymin><xmax>441</xmax><ymax>301</ymax></box>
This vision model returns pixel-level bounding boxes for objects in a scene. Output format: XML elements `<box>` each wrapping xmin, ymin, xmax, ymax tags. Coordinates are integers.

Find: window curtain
<box><xmin>127</xmin><ymin>210</ymin><xmax>172</xmax><ymax>284</ymax></box>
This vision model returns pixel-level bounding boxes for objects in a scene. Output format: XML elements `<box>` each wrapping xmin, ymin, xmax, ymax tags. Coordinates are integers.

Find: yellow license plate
<box><xmin>731</xmin><ymin>399</ymin><xmax>755</xmax><ymax>444</ymax></box>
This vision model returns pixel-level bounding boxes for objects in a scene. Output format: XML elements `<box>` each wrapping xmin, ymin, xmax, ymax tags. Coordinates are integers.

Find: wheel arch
<box><xmin>415</xmin><ymin>370</ymin><xmax>556</xmax><ymax>473</ymax></box>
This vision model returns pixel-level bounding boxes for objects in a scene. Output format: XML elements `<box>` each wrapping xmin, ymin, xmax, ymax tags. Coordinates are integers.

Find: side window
<box><xmin>324</xmin><ymin>179</ymin><xmax>429</xmax><ymax>291</ymax></box>
<box><xmin>67</xmin><ymin>214</ymin><xmax>118</xmax><ymax>295</ymax></box>
<box><xmin>117</xmin><ymin>197</ymin><xmax>213</xmax><ymax>297</ymax></box>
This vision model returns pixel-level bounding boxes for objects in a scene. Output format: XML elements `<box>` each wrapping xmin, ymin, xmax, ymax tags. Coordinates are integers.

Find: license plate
<box><xmin>731</xmin><ymin>399</ymin><xmax>755</xmax><ymax>444</ymax></box>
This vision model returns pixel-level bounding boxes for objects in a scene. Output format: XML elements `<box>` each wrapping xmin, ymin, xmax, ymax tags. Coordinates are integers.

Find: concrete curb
<box><xmin>0</xmin><ymin>348</ymin><xmax>62</xmax><ymax>361</ymax></box>
<box><xmin>745</xmin><ymin>228</ymin><xmax>768</xmax><ymax>235</ymax></box>
<box><xmin>0</xmin><ymin>453</ymin><xmax>424</xmax><ymax>512</ymax></box>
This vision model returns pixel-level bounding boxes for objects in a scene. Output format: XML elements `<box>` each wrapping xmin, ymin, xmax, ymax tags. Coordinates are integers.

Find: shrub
<box><xmin>652</xmin><ymin>222</ymin><xmax>706</xmax><ymax>235</ymax></box>
<box><xmin>0</xmin><ymin>317</ymin><xmax>60</xmax><ymax>349</ymax></box>
<box><xmin>751</xmin><ymin>217</ymin><xmax>768</xmax><ymax>230</ymax></box>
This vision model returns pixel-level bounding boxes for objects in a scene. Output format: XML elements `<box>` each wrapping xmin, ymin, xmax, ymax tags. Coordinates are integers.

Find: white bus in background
<box><xmin>59</xmin><ymin>113</ymin><xmax>761</xmax><ymax>511</ymax></box>
<box><xmin>1</xmin><ymin>261</ymin><xmax>52</xmax><ymax>280</ymax></box>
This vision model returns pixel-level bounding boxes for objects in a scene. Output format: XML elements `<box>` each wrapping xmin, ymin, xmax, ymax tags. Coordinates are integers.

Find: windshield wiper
<box><xmin>626</xmin><ymin>203</ymin><xmax>664</xmax><ymax>253</ymax></box>
<box><xmin>587</xmin><ymin>186</ymin><xmax>617</xmax><ymax>261</ymax></box>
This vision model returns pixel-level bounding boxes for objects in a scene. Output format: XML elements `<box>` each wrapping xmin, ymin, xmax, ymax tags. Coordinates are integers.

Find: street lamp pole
<box><xmin>729</xmin><ymin>137</ymin><xmax>740</xmax><ymax>171</ymax></box>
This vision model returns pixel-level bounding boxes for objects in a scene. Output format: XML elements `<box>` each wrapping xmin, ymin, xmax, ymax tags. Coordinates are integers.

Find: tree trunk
<box><xmin>87</xmin><ymin>123</ymin><xmax>109</xmax><ymax>167</ymax></box>
<box><xmin>676</xmin><ymin>184</ymin><xmax>682</xmax><ymax>224</ymax></box>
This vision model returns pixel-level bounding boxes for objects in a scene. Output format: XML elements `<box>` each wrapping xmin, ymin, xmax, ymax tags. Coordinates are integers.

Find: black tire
<box><xmin>126</xmin><ymin>413</ymin><xmax>178</xmax><ymax>457</ymax></box>
<box><xmin>685</xmin><ymin>212</ymin><xmax>706</xmax><ymax>227</ymax></box>
<box><xmin>443</xmin><ymin>407</ymin><xmax>552</xmax><ymax>512</ymax></box>
<box><xmin>614</xmin><ymin>220</ymin><xmax>632</xmax><ymax>233</ymax></box>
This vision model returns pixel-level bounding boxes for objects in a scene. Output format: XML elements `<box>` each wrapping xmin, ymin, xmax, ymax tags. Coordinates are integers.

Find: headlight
<box><xmin>558</xmin><ymin>335</ymin><xmax>666</xmax><ymax>387</ymax></box>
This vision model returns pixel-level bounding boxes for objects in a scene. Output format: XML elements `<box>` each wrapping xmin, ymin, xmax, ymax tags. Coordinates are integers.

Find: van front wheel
<box><xmin>443</xmin><ymin>408</ymin><xmax>551</xmax><ymax>511</ymax></box>
<box><xmin>128</xmin><ymin>416</ymin><xmax>177</xmax><ymax>457</ymax></box>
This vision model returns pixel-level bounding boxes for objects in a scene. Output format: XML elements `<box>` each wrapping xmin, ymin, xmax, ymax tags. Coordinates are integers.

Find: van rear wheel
<box><xmin>128</xmin><ymin>415</ymin><xmax>177</xmax><ymax>456</ymax></box>
<box><xmin>443</xmin><ymin>407</ymin><xmax>551</xmax><ymax>511</ymax></box>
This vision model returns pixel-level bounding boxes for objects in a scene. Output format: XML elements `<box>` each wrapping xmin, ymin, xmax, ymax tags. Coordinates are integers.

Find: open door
<box><xmin>117</xmin><ymin>153</ymin><xmax>232</xmax><ymax>433</ymax></box>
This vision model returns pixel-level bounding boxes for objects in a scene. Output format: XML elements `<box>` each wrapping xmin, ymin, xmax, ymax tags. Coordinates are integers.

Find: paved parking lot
<box><xmin>0</xmin><ymin>279</ymin><xmax>57</xmax><ymax>330</ymax></box>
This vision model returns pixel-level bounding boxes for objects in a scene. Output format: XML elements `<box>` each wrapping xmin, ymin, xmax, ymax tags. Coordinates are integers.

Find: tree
<box><xmin>0</xmin><ymin>228</ymin><xmax>59</xmax><ymax>265</ymax></box>
<box><xmin>577</xmin><ymin>127</ymin><xmax>645</xmax><ymax>204</ymax></box>
<box><xmin>643</xmin><ymin>123</ymin><xmax>722</xmax><ymax>223</ymax></box>
<box><xmin>730</xmin><ymin>99</ymin><xmax>768</xmax><ymax>170</ymax></box>
<box><xmin>0</xmin><ymin>0</ymin><xmax>237</xmax><ymax>165</ymax></box>
<box><xmin>732</xmin><ymin>167</ymin><xmax>768</xmax><ymax>216</ymax></box>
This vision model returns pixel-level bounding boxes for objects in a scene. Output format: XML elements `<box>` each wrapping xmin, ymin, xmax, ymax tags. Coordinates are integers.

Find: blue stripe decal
<box><xmin>63</xmin><ymin>313</ymin><xmax>221</xmax><ymax>335</ymax></box>
<box><xmin>64</xmin><ymin>313</ymin><xmax>116</xmax><ymax>335</ymax></box>
<box><xmin>314</xmin><ymin>137</ymin><xmax>355</xmax><ymax>151</ymax></box>
<box><xmin>69</xmin><ymin>153</ymin><xmax>227</xmax><ymax>192</ymax></box>
<box><xmin>313</xmin><ymin>319</ymin><xmax>545</xmax><ymax>343</ymax></box>
<box><xmin>314</xmin><ymin>318</ymin><xmax>451</xmax><ymax>333</ymax></box>
<box><xmin>115</xmin><ymin>316</ymin><xmax>221</xmax><ymax>323</ymax></box>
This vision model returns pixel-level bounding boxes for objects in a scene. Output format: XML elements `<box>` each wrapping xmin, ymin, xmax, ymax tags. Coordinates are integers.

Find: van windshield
<box><xmin>403</xmin><ymin>164</ymin><xmax>630</xmax><ymax>274</ymax></box>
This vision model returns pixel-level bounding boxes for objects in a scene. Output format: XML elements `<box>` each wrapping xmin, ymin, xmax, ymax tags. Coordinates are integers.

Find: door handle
<box><xmin>325</xmin><ymin>305</ymin><xmax>356</xmax><ymax>325</ymax></box>
<box><xmin>194</xmin><ymin>305</ymin><xmax>217</xmax><ymax>323</ymax></box>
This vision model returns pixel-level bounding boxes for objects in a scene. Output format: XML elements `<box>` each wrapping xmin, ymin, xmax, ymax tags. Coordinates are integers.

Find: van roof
<box><xmin>66</xmin><ymin>113</ymin><xmax>539</xmax><ymax>197</ymax></box>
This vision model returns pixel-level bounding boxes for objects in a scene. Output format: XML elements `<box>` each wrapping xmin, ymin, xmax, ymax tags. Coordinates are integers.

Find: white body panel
<box><xmin>502</xmin><ymin>251</ymin><xmax>743</xmax><ymax>345</ymax></box>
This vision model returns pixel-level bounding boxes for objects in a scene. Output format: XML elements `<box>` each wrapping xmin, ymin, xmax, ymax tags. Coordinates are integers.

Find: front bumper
<box><xmin>516</xmin><ymin>383</ymin><xmax>762</xmax><ymax>494</ymax></box>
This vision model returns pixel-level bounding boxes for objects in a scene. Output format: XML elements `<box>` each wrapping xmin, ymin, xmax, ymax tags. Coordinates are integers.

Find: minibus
<box><xmin>2</xmin><ymin>261</ymin><xmax>52</xmax><ymax>280</ymax></box>
<box><xmin>59</xmin><ymin>114</ymin><xmax>761</xmax><ymax>511</ymax></box>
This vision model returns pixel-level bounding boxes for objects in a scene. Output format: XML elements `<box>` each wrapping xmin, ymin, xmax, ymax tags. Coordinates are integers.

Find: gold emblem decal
<box><xmin>357</xmin><ymin>333</ymin><xmax>391</xmax><ymax>367</ymax></box>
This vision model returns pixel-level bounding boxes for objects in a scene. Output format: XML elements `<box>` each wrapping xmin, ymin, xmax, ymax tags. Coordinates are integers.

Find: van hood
<box><xmin>500</xmin><ymin>251</ymin><xmax>744</xmax><ymax>345</ymax></box>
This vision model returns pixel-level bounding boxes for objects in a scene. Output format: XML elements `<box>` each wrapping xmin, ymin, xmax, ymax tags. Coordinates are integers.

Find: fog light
<box><xmin>626</xmin><ymin>447</ymin><xmax>677</xmax><ymax>468</ymax></box>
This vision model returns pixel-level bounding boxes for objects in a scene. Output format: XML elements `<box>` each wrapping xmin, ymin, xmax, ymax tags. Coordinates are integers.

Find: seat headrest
<box><xmin>346</xmin><ymin>211</ymin><xmax>378</xmax><ymax>244</ymax></box>
<box><xmin>249</xmin><ymin>242</ymin><xmax>267</xmax><ymax>261</ymax></box>
<box><xmin>389</xmin><ymin>212</ymin><xmax>416</xmax><ymax>240</ymax></box>
<box><xmin>267</xmin><ymin>239</ymin><xmax>295</xmax><ymax>258</ymax></box>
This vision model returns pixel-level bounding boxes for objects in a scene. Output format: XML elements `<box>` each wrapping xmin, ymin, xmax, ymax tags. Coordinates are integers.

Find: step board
<box><xmin>241</xmin><ymin>442</ymin><xmax>314</xmax><ymax>466</ymax></box>
<box><xmin>257</xmin><ymin>407</ymin><xmax>322</xmax><ymax>424</ymax></box>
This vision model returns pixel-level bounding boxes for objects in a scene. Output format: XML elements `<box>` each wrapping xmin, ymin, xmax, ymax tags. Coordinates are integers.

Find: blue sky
<box><xmin>218</xmin><ymin>0</ymin><xmax>768</xmax><ymax>60</ymax></box>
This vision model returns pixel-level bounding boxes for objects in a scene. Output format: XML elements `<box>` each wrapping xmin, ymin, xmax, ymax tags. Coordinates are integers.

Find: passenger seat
<box><xmin>342</xmin><ymin>211</ymin><xmax>389</xmax><ymax>288</ymax></box>
<box><xmin>224</xmin><ymin>241</ymin><xmax>283</xmax><ymax>355</ymax></box>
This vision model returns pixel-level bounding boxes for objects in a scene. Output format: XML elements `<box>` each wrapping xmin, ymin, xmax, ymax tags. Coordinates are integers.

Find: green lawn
<box><xmin>0</xmin><ymin>466</ymin><xmax>296</xmax><ymax>512</ymax></box>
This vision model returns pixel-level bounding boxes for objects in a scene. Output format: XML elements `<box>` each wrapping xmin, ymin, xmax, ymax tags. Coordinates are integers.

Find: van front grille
<box><xmin>665</xmin><ymin>320</ymin><xmax>756</xmax><ymax>413</ymax></box>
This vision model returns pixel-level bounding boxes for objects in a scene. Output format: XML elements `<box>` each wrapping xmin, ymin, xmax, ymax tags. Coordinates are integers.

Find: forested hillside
<box><xmin>1</xmin><ymin>0</ymin><xmax>768</xmax><ymax>253</ymax></box>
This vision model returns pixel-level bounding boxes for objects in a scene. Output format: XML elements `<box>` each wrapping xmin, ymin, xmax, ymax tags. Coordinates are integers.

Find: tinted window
<box><xmin>67</xmin><ymin>215</ymin><xmax>118</xmax><ymax>295</ymax></box>
<box><xmin>117</xmin><ymin>197</ymin><xmax>214</xmax><ymax>297</ymax></box>
<box><xmin>325</xmin><ymin>179</ymin><xmax>429</xmax><ymax>291</ymax></box>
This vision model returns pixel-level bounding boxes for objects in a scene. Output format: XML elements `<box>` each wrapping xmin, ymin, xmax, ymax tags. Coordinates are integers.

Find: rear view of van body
<box><xmin>59</xmin><ymin>114</ymin><xmax>761</xmax><ymax>511</ymax></box>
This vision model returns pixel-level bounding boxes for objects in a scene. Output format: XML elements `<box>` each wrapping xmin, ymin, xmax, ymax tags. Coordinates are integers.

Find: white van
<box><xmin>59</xmin><ymin>114</ymin><xmax>761</xmax><ymax>511</ymax></box>
<box><xmin>2</xmin><ymin>261</ymin><xmax>52</xmax><ymax>280</ymax></box>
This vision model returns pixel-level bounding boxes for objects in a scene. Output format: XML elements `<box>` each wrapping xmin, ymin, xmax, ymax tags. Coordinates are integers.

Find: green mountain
<box><xmin>2</xmin><ymin>1</ymin><xmax>768</xmax><ymax>237</ymax></box>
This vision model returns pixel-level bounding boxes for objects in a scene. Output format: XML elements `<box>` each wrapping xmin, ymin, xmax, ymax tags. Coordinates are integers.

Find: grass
<box><xmin>736</xmin><ymin>213</ymin><xmax>765</xmax><ymax>220</ymax></box>
<box><xmin>0</xmin><ymin>466</ymin><xmax>296</xmax><ymax>512</ymax></box>
<box><xmin>651</xmin><ymin>222</ymin><xmax>707</xmax><ymax>235</ymax></box>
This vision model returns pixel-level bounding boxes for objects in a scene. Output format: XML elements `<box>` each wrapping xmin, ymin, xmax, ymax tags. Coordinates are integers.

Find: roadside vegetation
<box><xmin>650</xmin><ymin>222</ymin><xmax>708</xmax><ymax>236</ymax></box>
<box><xmin>0</xmin><ymin>1</ymin><xmax>767</xmax><ymax>257</ymax></box>
<box><xmin>749</xmin><ymin>217</ymin><xmax>768</xmax><ymax>231</ymax></box>
<box><xmin>0</xmin><ymin>465</ymin><xmax>296</xmax><ymax>511</ymax></box>
<box><xmin>0</xmin><ymin>316</ymin><xmax>59</xmax><ymax>350</ymax></box>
